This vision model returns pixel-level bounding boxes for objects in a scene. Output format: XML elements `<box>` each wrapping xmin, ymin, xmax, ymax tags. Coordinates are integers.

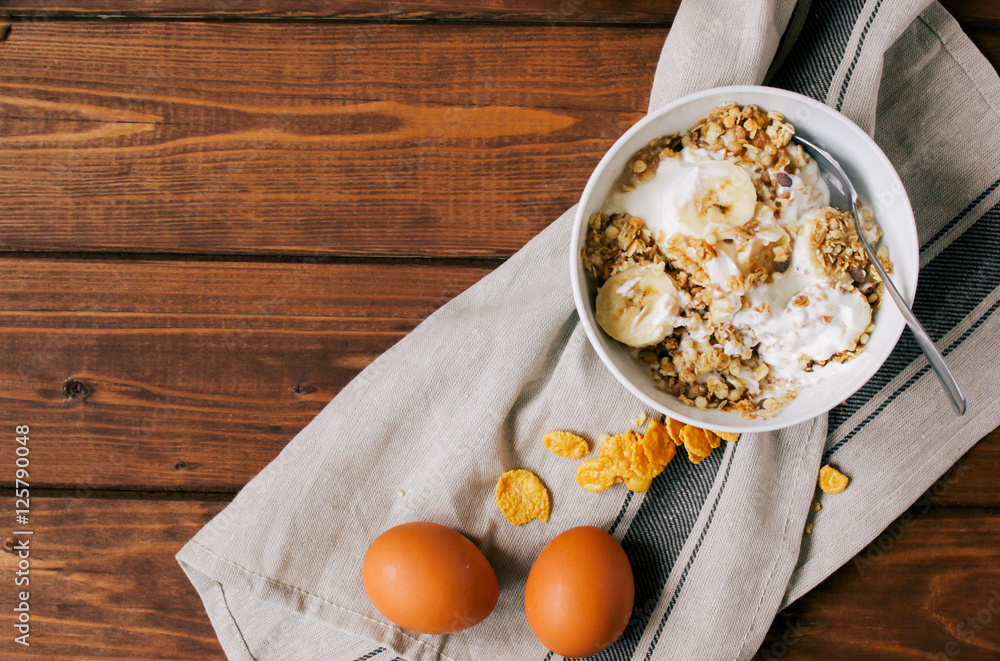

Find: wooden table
<box><xmin>0</xmin><ymin>2</ymin><xmax>997</xmax><ymax>659</ymax></box>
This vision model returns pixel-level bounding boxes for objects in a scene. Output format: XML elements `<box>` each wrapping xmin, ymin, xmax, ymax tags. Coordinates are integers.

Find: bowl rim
<box><xmin>570</xmin><ymin>84</ymin><xmax>919</xmax><ymax>433</ymax></box>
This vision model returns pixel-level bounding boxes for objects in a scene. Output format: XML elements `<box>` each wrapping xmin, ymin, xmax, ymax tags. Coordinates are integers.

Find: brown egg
<box><xmin>362</xmin><ymin>521</ymin><xmax>498</xmax><ymax>634</ymax></box>
<box><xmin>525</xmin><ymin>526</ymin><xmax>634</xmax><ymax>658</ymax></box>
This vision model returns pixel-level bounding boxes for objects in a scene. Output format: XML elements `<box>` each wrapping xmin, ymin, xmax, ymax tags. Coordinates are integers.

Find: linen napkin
<box><xmin>177</xmin><ymin>1</ymin><xmax>1000</xmax><ymax>659</ymax></box>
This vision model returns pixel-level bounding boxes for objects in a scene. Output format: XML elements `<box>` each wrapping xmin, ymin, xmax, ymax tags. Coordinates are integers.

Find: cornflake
<box><xmin>576</xmin><ymin>419</ymin><xmax>677</xmax><ymax>493</ymax></box>
<box><xmin>495</xmin><ymin>469</ymin><xmax>550</xmax><ymax>525</ymax></box>
<box><xmin>818</xmin><ymin>465</ymin><xmax>850</xmax><ymax>494</ymax></box>
<box><xmin>573</xmin><ymin>417</ymin><xmax>738</xmax><ymax>494</ymax></box>
<box><xmin>681</xmin><ymin>426</ymin><xmax>714</xmax><ymax>464</ymax></box>
<box><xmin>576</xmin><ymin>457</ymin><xmax>615</xmax><ymax>492</ymax></box>
<box><xmin>666</xmin><ymin>417</ymin><xmax>686</xmax><ymax>445</ymax></box>
<box><xmin>640</xmin><ymin>418</ymin><xmax>676</xmax><ymax>470</ymax></box>
<box><xmin>543</xmin><ymin>430</ymin><xmax>591</xmax><ymax>459</ymax></box>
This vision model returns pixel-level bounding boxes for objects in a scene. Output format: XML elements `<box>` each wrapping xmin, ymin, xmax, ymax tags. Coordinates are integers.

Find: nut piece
<box><xmin>543</xmin><ymin>430</ymin><xmax>590</xmax><ymax>459</ymax></box>
<box><xmin>818</xmin><ymin>465</ymin><xmax>849</xmax><ymax>494</ymax></box>
<box><xmin>495</xmin><ymin>469</ymin><xmax>550</xmax><ymax>525</ymax></box>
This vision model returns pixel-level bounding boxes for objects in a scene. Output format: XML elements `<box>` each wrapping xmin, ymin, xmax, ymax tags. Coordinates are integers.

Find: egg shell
<box><xmin>525</xmin><ymin>526</ymin><xmax>634</xmax><ymax>658</ymax></box>
<box><xmin>362</xmin><ymin>521</ymin><xmax>499</xmax><ymax>635</ymax></box>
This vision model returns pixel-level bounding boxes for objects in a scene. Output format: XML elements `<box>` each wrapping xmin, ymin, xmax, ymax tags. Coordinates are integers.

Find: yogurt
<box><xmin>601</xmin><ymin>145</ymin><xmax>869</xmax><ymax>398</ymax></box>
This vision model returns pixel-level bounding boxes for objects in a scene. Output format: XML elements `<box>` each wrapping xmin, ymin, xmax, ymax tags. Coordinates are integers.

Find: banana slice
<box><xmin>674</xmin><ymin>160</ymin><xmax>757</xmax><ymax>243</ymax></box>
<box><xmin>596</xmin><ymin>265</ymin><xmax>681</xmax><ymax>347</ymax></box>
<box><xmin>736</xmin><ymin>215</ymin><xmax>791</xmax><ymax>275</ymax></box>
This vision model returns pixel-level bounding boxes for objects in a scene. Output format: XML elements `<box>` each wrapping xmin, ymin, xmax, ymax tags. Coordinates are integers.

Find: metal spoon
<box><xmin>792</xmin><ymin>134</ymin><xmax>966</xmax><ymax>415</ymax></box>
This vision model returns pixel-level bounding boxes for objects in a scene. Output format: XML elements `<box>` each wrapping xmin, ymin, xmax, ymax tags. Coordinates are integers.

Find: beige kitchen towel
<box><xmin>178</xmin><ymin>1</ymin><xmax>1000</xmax><ymax>659</ymax></box>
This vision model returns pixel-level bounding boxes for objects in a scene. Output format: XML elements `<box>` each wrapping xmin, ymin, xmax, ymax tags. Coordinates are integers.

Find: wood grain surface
<box><xmin>2</xmin><ymin>20</ymin><xmax>998</xmax><ymax>258</ymax></box>
<box><xmin>0</xmin><ymin>3</ymin><xmax>997</xmax><ymax>660</ymax></box>
<box><xmin>0</xmin><ymin>258</ymin><xmax>488</xmax><ymax>490</ymax></box>
<box><xmin>0</xmin><ymin>498</ymin><xmax>229</xmax><ymax>660</ymax></box>
<box><xmin>0</xmin><ymin>21</ymin><xmax>650</xmax><ymax>257</ymax></box>
<box><xmin>0</xmin><ymin>0</ymin><xmax>995</xmax><ymax>30</ymax></box>
<box><xmin>0</xmin><ymin>257</ymin><xmax>996</xmax><ymax>499</ymax></box>
<box><xmin>760</xmin><ymin>508</ymin><xmax>1000</xmax><ymax>661</ymax></box>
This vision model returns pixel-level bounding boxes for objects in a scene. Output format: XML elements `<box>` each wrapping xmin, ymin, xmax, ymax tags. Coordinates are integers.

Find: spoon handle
<box><xmin>854</xmin><ymin>207</ymin><xmax>967</xmax><ymax>414</ymax></box>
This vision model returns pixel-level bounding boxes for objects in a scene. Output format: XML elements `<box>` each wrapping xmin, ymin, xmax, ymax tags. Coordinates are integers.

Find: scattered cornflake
<box><xmin>805</xmin><ymin>522</ymin><xmax>814</xmax><ymax>534</ymax></box>
<box><xmin>543</xmin><ymin>430</ymin><xmax>590</xmax><ymax>459</ymax></box>
<box><xmin>576</xmin><ymin>457</ymin><xmax>615</xmax><ymax>492</ymax></box>
<box><xmin>810</xmin><ymin>499</ymin><xmax>822</xmax><ymax>512</ymax></box>
<box><xmin>576</xmin><ymin>419</ymin><xmax>676</xmax><ymax>493</ymax></box>
<box><xmin>634</xmin><ymin>411</ymin><xmax>648</xmax><ymax>427</ymax></box>
<box><xmin>681</xmin><ymin>426</ymin><xmax>713</xmax><ymax>464</ymax></box>
<box><xmin>495</xmin><ymin>469</ymin><xmax>550</xmax><ymax>525</ymax></box>
<box><xmin>654</xmin><ymin>417</ymin><xmax>738</xmax><ymax>464</ymax></box>
<box><xmin>639</xmin><ymin>419</ymin><xmax>676</xmax><ymax>472</ymax></box>
<box><xmin>601</xmin><ymin>432</ymin><xmax>638</xmax><ymax>478</ymax></box>
<box><xmin>572</xmin><ymin>416</ymin><xmax>739</xmax><ymax>492</ymax></box>
<box><xmin>818</xmin><ymin>465</ymin><xmax>849</xmax><ymax>494</ymax></box>
<box><xmin>665</xmin><ymin>417</ymin><xmax>686</xmax><ymax>446</ymax></box>
<box><xmin>625</xmin><ymin>475</ymin><xmax>652</xmax><ymax>492</ymax></box>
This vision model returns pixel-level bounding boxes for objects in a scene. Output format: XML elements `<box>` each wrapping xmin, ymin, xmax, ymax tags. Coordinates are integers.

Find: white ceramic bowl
<box><xmin>570</xmin><ymin>85</ymin><xmax>918</xmax><ymax>433</ymax></box>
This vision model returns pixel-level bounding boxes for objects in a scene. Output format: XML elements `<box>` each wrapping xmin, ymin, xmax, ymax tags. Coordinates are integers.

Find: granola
<box><xmin>583</xmin><ymin>103</ymin><xmax>892</xmax><ymax>417</ymax></box>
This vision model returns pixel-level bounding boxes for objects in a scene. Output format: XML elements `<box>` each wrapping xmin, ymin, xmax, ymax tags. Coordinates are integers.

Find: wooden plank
<box><xmin>760</xmin><ymin>509</ymin><xmax>1000</xmax><ymax>660</ymax></box>
<box><xmin>932</xmin><ymin>426</ymin><xmax>1000</xmax><ymax>508</ymax></box>
<box><xmin>2</xmin><ymin>22</ymin><xmax>1000</xmax><ymax>259</ymax></box>
<box><xmin>0</xmin><ymin>257</ymin><xmax>490</xmax><ymax>491</ymax></box>
<box><xmin>0</xmin><ymin>1</ymin><xmax>681</xmax><ymax>21</ymax></box>
<box><xmin>0</xmin><ymin>20</ymin><xmax>650</xmax><ymax>258</ymax></box>
<box><xmin>0</xmin><ymin>497</ymin><xmax>229</xmax><ymax>660</ymax></box>
<box><xmin>0</xmin><ymin>21</ymin><xmax>656</xmax><ymax>126</ymax></box>
<box><xmin>1</xmin><ymin>257</ymin><xmax>999</xmax><ymax>496</ymax></box>
<box><xmin>1</xmin><ymin>497</ymin><xmax>997</xmax><ymax>659</ymax></box>
<box><xmin>0</xmin><ymin>1</ymin><xmax>994</xmax><ymax>30</ymax></box>
<box><xmin>968</xmin><ymin>31</ymin><xmax>1000</xmax><ymax>72</ymax></box>
<box><xmin>940</xmin><ymin>0</ymin><xmax>1000</xmax><ymax>30</ymax></box>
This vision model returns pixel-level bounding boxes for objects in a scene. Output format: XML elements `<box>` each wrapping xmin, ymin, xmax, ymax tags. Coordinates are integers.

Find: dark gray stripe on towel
<box><xmin>835</xmin><ymin>0</ymin><xmax>887</xmax><ymax>111</ymax></box>
<box><xmin>826</xmin><ymin>196</ymin><xmax>1000</xmax><ymax>457</ymax></box>
<box><xmin>643</xmin><ymin>445</ymin><xmax>738</xmax><ymax>661</ymax></box>
<box><xmin>581</xmin><ymin>442</ymin><xmax>727</xmax><ymax>661</ymax></box>
<box><xmin>768</xmin><ymin>0</ymin><xmax>868</xmax><ymax>101</ymax></box>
